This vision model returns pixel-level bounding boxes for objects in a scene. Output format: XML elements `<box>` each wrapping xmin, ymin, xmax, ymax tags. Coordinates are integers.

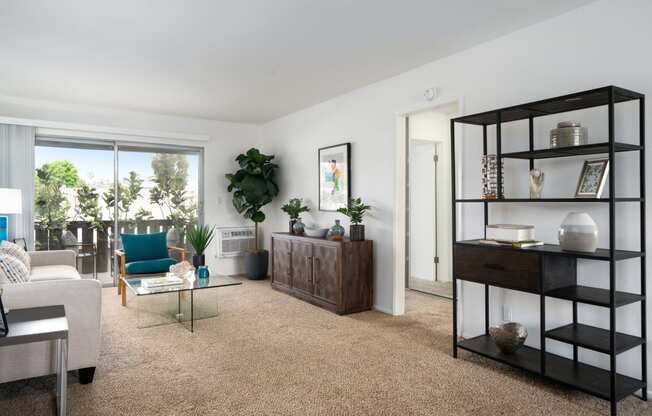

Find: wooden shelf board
<box><xmin>455</xmin><ymin>198</ymin><xmax>643</xmax><ymax>203</ymax></box>
<box><xmin>455</xmin><ymin>240</ymin><xmax>644</xmax><ymax>261</ymax></box>
<box><xmin>545</xmin><ymin>323</ymin><xmax>645</xmax><ymax>355</ymax></box>
<box><xmin>545</xmin><ymin>285</ymin><xmax>644</xmax><ymax>308</ymax></box>
<box><xmin>501</xmin><ymin>142</ymin><xmax>642</xmax><ymax>160</ymax></box>
<box><xmin>457</xmin><ymin>335</ymin><xmax>646</xmax><ymax>401</ymax></box>
<box><xmin>452</xmin><ymin>86</ymin><xmax>643</xmax><ymax>126</ymax></box>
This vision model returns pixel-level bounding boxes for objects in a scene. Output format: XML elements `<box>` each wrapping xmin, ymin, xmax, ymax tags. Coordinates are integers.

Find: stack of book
<box><xmin>479</xmin><ymin>224</ymin><xmax>544</xmax><ymax>248</ymax></box>
<box><xmin>141</xmin><ymin>276</ymin><xmax>184</xmax><ymax>289</ymax></box>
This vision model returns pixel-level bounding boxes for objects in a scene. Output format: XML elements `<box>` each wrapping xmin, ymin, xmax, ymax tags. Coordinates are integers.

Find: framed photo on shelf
<box><xmin>575</xmin><ymin>158</ymin><xmax>609</xmax><ymax>198</ymax></box>
<box><xmin>318</xmin><ymin>143</ymin><xmax>351</xmax><ymax>211</ymax></box>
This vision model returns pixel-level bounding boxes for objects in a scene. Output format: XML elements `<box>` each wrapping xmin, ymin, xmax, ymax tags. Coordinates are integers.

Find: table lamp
<box><xmin>0</xmin><ymin>188</ymin><xmax>22</xmax><ymax>243</ymax></box>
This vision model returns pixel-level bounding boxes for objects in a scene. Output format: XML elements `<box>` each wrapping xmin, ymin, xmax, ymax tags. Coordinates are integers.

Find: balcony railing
<box><xmin>35</xmin><ymin>219</ymin><xmax>187</xmax><ymax>275</ymax></box>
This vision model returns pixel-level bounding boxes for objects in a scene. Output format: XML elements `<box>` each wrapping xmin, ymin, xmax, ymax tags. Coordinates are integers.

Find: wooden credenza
<box><xmin>270</xmin><ymin>232</ymin><xmax>373</xmax><ymax>315</ymax></box>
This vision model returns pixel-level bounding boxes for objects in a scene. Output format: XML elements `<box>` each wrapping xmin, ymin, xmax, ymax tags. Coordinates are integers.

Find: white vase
<box><xmin>558</xmin><ymin>212</ymin><xmax>598</xmax><ymax>252</ymax></box>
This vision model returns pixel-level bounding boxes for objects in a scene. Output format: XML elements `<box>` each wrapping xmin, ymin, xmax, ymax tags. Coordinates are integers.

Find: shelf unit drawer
<box><xmin>454</xmin><ymin>244</ymin><xmax>540</xmax><ymax>292</ymax></box>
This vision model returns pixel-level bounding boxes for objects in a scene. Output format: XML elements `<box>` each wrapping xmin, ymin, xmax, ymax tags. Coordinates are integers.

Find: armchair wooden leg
<box><xmin>120</xmin><ymin>278</ymin><xmax>126</xmax><ymax>306</ymax></box>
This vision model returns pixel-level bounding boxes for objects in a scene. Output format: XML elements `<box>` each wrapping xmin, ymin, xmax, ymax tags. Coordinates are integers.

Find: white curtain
<box><xmin>0</xmin><ymin>124</ymin><xmax>35</xmax><ymax>249</ymax></box>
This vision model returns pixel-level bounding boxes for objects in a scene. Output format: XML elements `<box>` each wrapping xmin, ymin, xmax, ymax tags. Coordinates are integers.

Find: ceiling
<box><xmin>0</xmin><ymin>0</ymin><xmax>595</xmax><ymax>124</ymax></box>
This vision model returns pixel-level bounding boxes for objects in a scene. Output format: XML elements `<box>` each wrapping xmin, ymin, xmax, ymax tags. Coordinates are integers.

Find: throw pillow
<box><xmin>0</xmin><ymin>254</ymin><xmax>29</xmax><ymax>284</ymax></box>
<box><xmin>0</xmin><ymin>240</ymin><xmax>30</xmax><ymax>272</ymax></box>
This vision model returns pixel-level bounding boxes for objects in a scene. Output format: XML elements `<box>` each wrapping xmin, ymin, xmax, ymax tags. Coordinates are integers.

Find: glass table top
<box><xmin>123</xmin><ymin>273</ymin><xmax>242</xmax><ymax>296</ymax></box>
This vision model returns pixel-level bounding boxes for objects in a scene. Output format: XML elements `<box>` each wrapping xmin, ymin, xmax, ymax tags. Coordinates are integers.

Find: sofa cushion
<box><xmin>0</xmin><ymin>254</ymin><xmax>29</xmax><ymax>284</ymax></box>
<box><xmin>29</xmin><ymin>265</ymin><xmax>81</xmax><ymax>282</ymax></box>
<box><xmin>125</xmin><ymin>257</ymin><xmax>177</xmax><ymax>274</ymax></box>
<box><xmin>0</xmin><ymin>241</ymin><xmax>31</xmax><ymax>272</ymax></box>
<box><xmin>121</xmin><ymin>232</ymin><xmax>168</xmax><ymax>262</ymax></box>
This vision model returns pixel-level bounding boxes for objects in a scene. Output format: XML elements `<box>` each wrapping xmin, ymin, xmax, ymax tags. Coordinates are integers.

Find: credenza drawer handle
<box><xmin>484</xmin><ymin>263</ymin><xmax>505</xmax><ymax>271</ymax></box>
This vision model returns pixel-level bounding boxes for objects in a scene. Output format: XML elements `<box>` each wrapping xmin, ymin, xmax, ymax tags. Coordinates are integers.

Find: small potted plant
<box><xmin>281</xmin><ymin>198</ymin><xmax>310</xmax><ymax>234</ymax></box>
<box><xmin>225</xmin><ymin>148</ymin><xmax>279</xmax><ymax>280</ymax></box>
<box><xmin>337</xmin><ymin>198</ymin><xmax>371</xmax><ymax>241</ymax></box>
<box><xmin>187</xmin><ymin>224</ymin><xmax>216</xmax><ymax>268</ymax></box>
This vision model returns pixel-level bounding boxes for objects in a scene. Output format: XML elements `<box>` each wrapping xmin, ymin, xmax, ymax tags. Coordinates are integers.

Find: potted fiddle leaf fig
<box><xmin>281</xmin><ymin>198</ymin><xmax>310</xmax><ymax>234</ymax></box>
<box><xmin>337</xmin><ymin>198</ymin><xmax>371</xmax><ymax>241</ymax></box>
<box><xmin>187</xmin><ymin>224</ymin><xmax>216</xmax><ymax>268</ymax></box>
<box><xmin>225</xmin><ymin>148</ymin><xmax>279</xmax><ymax>280</ymax></box>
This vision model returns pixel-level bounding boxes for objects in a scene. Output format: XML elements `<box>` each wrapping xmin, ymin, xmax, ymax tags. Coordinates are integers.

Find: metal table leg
<box><xmin>56</xmin><ymin>338</ymin><xmax>68</xmax><ymax>415</ymax></box>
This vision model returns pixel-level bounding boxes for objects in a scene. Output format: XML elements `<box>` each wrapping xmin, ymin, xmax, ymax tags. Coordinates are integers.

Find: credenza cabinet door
<box><xmin>272</xmin><ymin>239</ymin><xmax>292</xmax><ymax>287</ymax></box>
<box><xmin>291</xmin><ymin>241</ymin><xmax>314</xmax><ymax>295</ymax></box>
<box><xmin>313</xmin><ymin>244</ymin><xmax>338</xmax><ymax>304</ymax></box>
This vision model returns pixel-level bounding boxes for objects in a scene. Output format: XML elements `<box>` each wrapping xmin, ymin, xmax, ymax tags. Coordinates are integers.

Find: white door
<box><xmin>407</xmin><ymin>108</ymin><xmax>453</xmax><ymax>298</ymax></box>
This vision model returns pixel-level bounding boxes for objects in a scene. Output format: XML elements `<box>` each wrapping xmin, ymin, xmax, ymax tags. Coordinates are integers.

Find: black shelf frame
<box><xmin>450</xmin><ymin>86</ymin><xmax>647</xmax><ymax>416</ymax></box>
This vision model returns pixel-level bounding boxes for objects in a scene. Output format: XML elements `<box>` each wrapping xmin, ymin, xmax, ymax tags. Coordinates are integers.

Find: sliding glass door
<box><xmin>34</xmin><ymin>138</ymin><xmax>203</xmax><ymax>287</ymax></box>
<box><xmin>116</xmin><ymin>145</ymin><xmax>201</xmax><ymax>254</ymax></box>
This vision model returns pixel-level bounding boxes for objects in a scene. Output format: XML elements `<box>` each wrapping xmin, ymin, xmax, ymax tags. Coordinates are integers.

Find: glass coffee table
<box><xmin>121</xmin><ymin>273</ymin><xmax>242</xmax><ymax>332</ymax></box>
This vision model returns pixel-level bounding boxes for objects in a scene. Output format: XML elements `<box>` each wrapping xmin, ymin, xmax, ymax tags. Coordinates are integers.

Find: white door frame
<box><xmin>393</xmin><ymin>95</ymin><xmax>464</xmax><ymax>316</ymax></box>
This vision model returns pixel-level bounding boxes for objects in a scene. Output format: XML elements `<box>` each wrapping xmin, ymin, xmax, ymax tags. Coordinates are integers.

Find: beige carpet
<box><xmin>0</xmin><ymin>279</ymin><xmax>650</xmax><ymax>416</ymax></box>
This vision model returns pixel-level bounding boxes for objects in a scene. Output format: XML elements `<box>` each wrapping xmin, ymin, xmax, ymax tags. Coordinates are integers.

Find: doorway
<box><xmin>405</xmin><ymin>103</ymin><xmax>457</xmax><ymax>299</ymax></box>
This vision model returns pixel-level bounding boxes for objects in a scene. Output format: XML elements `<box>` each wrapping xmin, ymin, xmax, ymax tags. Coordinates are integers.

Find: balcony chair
<box><xmin>115</xmin><ymin>232</ymin><xmax>187</xmax><ymax>305</ymax></box>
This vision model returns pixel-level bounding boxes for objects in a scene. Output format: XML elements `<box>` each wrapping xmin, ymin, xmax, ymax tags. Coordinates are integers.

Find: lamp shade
<box><xmin>0</xmin><ymin>188</ymin><xmax>22</xmax><ymax>214</ymax></box>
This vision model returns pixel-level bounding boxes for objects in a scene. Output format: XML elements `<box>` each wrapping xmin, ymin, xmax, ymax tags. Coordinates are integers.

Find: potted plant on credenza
<box><xmin>337</xmin><ymin>197</ymin><xmax>371</xmax><ymax>241</ymax></box>
<box><xmin>281</xmin><ymin>198</ymin><xmax>310</xmax><ymax>234</ymax></box>
<box><xmin>187</xmin><ymin>224</ymin><xmax>216</xmax><ymax>268</ymax></box>
<box><xmin>225</xmin><ymin>148</ymin><xmax>279</xmax><ymax>280</ymax></box>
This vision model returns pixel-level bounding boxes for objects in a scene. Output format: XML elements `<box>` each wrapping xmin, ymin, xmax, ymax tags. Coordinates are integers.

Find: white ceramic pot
<box><xmin>558</xmin><ymin>212</ymin><xmax>598</xmax><ymax>252</ymax></box>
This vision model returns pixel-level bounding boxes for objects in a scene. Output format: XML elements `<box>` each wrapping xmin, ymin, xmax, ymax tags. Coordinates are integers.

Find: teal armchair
<box><xmin>115</xmin><ymin>232</ymin><xmax>187</xmax><ymax>305</ymax></box>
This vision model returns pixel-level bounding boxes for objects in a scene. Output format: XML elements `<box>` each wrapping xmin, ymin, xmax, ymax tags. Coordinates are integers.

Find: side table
<box><xmin>0</xmin><ymin>305</ymin><xmax>69</xmax><ymax>415</ymax></box>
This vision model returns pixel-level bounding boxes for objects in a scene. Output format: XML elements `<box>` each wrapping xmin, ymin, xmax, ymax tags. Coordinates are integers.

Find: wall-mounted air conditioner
<box><xmin>217</xmin><ymin>226</ymin><xmax>255</xmax><ymax>258</ymax></box>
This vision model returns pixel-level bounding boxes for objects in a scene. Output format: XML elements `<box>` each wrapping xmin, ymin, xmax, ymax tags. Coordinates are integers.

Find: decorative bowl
<box><xmin>489</xmin><ymin>322</ymin><xmax>528</xmax><ymax>354</ymax></box>
<box><xmin>304</xmin><ymin>227</ymin><xmax>328</xmax><ymax>238</ymax></box>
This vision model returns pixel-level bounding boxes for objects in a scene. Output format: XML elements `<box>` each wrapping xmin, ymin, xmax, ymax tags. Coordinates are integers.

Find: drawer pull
<box><xmin>484</xmin><ymin>263</ymin><xmax>505</xmax><ymax>271</ymax></box>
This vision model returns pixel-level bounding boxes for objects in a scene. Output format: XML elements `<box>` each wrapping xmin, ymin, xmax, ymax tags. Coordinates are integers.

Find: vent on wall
<box><xmin>217</xmin><ymin>226</ymin><xmax>255</xmax><ymax>258</ymax></box>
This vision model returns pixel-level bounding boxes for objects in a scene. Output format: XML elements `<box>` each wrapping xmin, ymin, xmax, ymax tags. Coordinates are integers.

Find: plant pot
<box><xmin>244</xmin><ymin>250</ymin><xmax>269</xmax><ymax>280</ymax></box>
<box><xmin>350</xmin><ymin>224</ymin><xmax>365</xmax><ymax>241</ymax></box>
<box><xmin>289</xmin><ymin>219</ymin><xmax>297</xmax><ymax>234</ymax></box>
<box><xmin>192</xmin><ymin>254</ymin><xmax>205</xmax><ymax>268</ymax></box>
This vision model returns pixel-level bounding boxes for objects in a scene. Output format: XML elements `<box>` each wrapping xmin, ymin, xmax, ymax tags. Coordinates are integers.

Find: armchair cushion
<box><xmin>121</xmin><ymin>232</ymin><xmax>168</xmax><ymax>262</ymax></box>
<box><xmin>125</xmin><ymin>257</ymin><xmax>177</xmax><ymax>274</ymax></box>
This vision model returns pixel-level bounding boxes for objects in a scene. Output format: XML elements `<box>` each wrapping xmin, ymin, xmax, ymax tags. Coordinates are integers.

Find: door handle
<box><xmin>484</xmin><ymin>263</ymin><xmax>505</xmax><ymax>271</ymax></box>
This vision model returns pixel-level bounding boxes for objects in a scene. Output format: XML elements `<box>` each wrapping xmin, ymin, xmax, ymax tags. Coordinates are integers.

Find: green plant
<box><xmin>102</xmin><ymin>171</ymin><xmax>146</xmax><ymax>224</ymax></box>
<box><xmin>75</xmin><ymin>183</ymin><xmax>104</xmax><ymax>230</ymax></box>
<box><xmin>187</xmin><ymin>224</ymin><xmax>216</xmax><ymax>256</ymax></box>
<box><xmin>225</xmin><ymin>148</ymin><xmax>279</xmax><ymax>251</ymax></box>
<box><xmin>281</xmin><ymin>198</ymin><xmax>310</xmax><ymax>220</ymax></box>
<box><xmin>337</xmin><ymin>198</ymin><xmax>371</xmax><ymax>225</ymax></box>
<box><xmin>34</xmin><ymin>163</ymin><xmax>76</xmax><ymax>249</ymax></box>
<box><xmin>150</xmin><ymin>153</ymin><xmax>197</xmax><ymax>234</ymax></box>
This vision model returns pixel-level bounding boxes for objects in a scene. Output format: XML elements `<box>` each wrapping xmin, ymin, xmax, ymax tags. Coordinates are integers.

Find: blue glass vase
<box><xmin>327</xmin><ymin>220</ymin><xmax>345</xmax><ymax>241</ymax></box>
<box><xmin>292</xmin><ymin>218</ymin><xmax>305</xmax><ymax>235</ymax></box>
<box><xmin>197</xmin><ymin>266</ymin><xmax>210</xmax><ymax>279</ymax></box>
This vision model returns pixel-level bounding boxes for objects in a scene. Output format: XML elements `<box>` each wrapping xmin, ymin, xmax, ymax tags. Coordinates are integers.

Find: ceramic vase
<box><xmin>558</xmin><ymin>212</ymin><xmax>598</xmax><ymax>252</ymax></box>
<box><xmin>292</xmin><ymin>218</ymin><xmax>305</xmax><ymax>235</ymax></box>
<box><xmin>350</xmin><ymin>224</ymin><xmax>365</xmax><ymax>241</ymax></box>
<box><xmin>327</xmin><ymin>220</ymin><xmax>346</xmax><ymax>241</ymax></box>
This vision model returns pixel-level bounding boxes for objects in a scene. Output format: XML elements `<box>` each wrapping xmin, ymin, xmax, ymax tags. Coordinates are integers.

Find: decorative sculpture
<box><xmin>529</xmin><ymin>169</ymin><xmax>545</xmax><ymax>199</ymax></box>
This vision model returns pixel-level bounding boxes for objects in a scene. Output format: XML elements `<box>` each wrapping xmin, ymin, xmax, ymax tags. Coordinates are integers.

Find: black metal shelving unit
<box><xmin>450</xmin><ymin>86</ymin><xmax>647</xmax><ymax>416</ymax></box>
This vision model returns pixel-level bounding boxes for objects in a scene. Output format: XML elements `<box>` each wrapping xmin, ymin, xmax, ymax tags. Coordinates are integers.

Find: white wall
<box><xmin>0</xmin><ymin>94</ymin><xmax>263</xmax><ymax>275</ymax></box>
<box><xmin>261</xmin><ymin>0</ymin><xmax>651</xmax><ymax>389</ymax></box>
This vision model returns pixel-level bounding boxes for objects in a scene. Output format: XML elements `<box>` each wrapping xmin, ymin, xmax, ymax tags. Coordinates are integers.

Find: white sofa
<box><xmin>0</xmin><ymin>250</ymin><xmax>102</xmax><ymax>384</ymax></box>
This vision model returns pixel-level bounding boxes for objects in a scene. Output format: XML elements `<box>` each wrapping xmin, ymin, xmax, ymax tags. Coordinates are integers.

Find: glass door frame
<box><xmin>35</xmin><ymin>136</ymin><xmax>205</xmax><ymax>287</ymax></box>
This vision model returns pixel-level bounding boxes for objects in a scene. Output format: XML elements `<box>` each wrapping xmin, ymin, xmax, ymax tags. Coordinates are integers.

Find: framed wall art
<box><xmin>575</xmin><ymin>158</ymin><xmax>609</xmax><ymax>198</ymax></box>
<box><xmin>318</xmin><ymin>143</ymin><xmax>351</xmax><ymax>211</ymax></box>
